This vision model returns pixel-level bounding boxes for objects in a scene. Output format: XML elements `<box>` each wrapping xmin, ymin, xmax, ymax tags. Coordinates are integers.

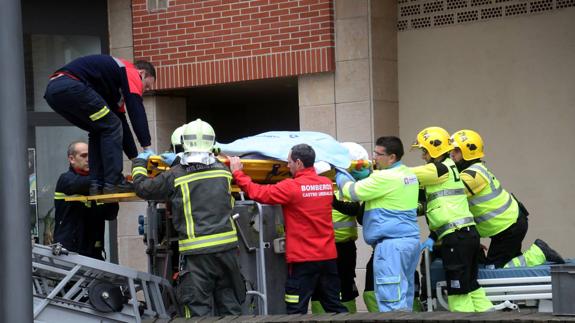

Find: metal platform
<box><xmin>33</xmin><ymin>244</ymin><xmax>176</xmax><ymax>323</ymax></box>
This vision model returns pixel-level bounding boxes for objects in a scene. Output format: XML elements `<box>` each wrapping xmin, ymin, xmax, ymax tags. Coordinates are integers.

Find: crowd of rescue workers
<box><xmin>45</xmin><ymin>54</ymin><xmax>565</xmax><ymax>317</ymax></box>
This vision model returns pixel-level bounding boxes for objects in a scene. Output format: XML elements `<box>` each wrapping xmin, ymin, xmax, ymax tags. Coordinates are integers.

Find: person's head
<box><xmin>170</xmin><ymin>125</ymin><xmax>186</xmax><ymax>153</ymax></box>
<box><xmin>373</xmin><ymin>136</ymin><xmax>404</xmax><ymax>169</ymax></box>
<box><xmin>181</xmin><ymin>119</ymin><xmax>216</xmax><ymax>153</ymax></box>
<box><xmin>135</xmin><ymin>60</ymin><xmax>156</xmax><ymax>92</ymax></box>
<box><xmin>411</xmin><ymin>126</ymin><xmax>453</xmax><ymax>163</ymax></box>
<box><xmin>288</xmin><ymin>144</ymin><xmax>315</xmax><ymax>176</ymax></box>
<box><xmin>450</xmin><ymin>129</ymin><xmax>484</xmax><ymax>162</ymax></box>
<box><xmin>67</xmin><ymin>141</ymin><xmax>89</xmax><ymax>172</ymax></box>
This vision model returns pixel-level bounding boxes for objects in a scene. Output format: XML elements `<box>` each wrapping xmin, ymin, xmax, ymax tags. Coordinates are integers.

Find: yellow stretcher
<box><xmin>64</xmin><ymin>156</ymin><xmax>371</xmax><ymax>202</ymax></box>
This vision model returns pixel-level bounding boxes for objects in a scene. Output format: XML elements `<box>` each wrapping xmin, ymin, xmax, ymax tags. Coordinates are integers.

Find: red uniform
<box><xmin>233</xmin><ymin>167</ymin><xmax>337</xmax><ymax>263</ymax></box>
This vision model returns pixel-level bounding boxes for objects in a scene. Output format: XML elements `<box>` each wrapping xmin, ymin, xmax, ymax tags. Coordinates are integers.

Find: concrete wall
<box><xmin>398</xmin><ymin>8</ymin><xmax>575</xmax><ymax>256</ymax></box>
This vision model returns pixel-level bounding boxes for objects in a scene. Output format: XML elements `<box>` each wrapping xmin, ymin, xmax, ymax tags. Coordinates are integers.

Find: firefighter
<box><xmin>131</xmin><ymin>119</ymin><xmax>245</xmax><ymax>317</ymax></box>
<box><xmin>335</xmin><ymin>136</ymin><xmax>420</xmax><ymax>312</ymax></box>
<box><xmin>412</xmin><ymin>127</ymin><xmax>492</xmax><ymax>312</ymax></box>
<box><xmin>311</xmin><ymin>142</ymin><xmax>367</xmax><ymax>313</ymax></box>
<box><xmin>229</xmin><ymin>144</ymin><xmax>348</xmax><ymax>314</ymax></box>
<box><xmin>44</xmin><ymin>55</ymin><xmax>156</xmax><ymax>195</ymax></box>
<box><xmin>53</xmin><ymin>141</ymin><xmax>119</xmax><ymax>260</ymax></box>
<box><xmin>159</xmin><ymin>124</ymin><xmax>186</xmax><ymax>167</ymax></box>
<box><xmin>450</xmin><ymin>129</ymin><xmax>564</xmax><ymax>268</ymax></box>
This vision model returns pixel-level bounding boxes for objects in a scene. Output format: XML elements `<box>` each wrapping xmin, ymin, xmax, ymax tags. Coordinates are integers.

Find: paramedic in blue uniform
<box><xmin>44</xmin><ymin>54</ymin><xmax>156</xmax><ymax>195</ymax></box>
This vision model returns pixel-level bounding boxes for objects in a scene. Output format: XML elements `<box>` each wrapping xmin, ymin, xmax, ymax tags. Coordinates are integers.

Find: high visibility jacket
<box><xmin>333</xmin><ymin>190</ymin><xmax>358</xmax><ymax>243</ymax></box>
<box><xmin>412</xmin><ymin>158</ymin><xmax>475</xmax><ymax>240</ymax></box>
<box><xmin>461</xmin><ymin>162</ymin><xmax>519</xmax><ymax>237</ymax></box>
<box><xmin>132</xmin><ymin>158</ymin><xmax>238</xmax><ymax>255</ymax></box>
<box><xmin>233</xmin><ymin>167</ymin><xmax>337</xmax><ymax>263</ymax></box>
<box><xmin>54</xmin><ymin>167</ymin><xmax>119</xmax><ymax>259</ymax></box>
<box><xmin>340</xmin><ymin>162</ymin><xmax>420</xmax><ymax>246</ymax></box>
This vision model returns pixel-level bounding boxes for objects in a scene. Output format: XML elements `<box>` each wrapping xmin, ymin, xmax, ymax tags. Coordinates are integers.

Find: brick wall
<box><xmin>132</xmin><ymin>0</ymin><xmax>335</xmax><ymax>90</ymax></box>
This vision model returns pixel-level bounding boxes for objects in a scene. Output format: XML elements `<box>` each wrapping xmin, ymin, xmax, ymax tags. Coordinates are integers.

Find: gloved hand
<box><xmin>143</xmin><ymin>147</ymin><xmax>155</xmax><ymax>155</ymax></box>
<box><xmin>160</xmin><ymin>152</ymin><xmax>177</xmax><ymax>166</ymax></box>
<box><xmin>420</xmin><ymin>237</ymin><xmax>435</xmax><ymax>252</ymax></box>
<box><xmin>335</xmin><ymin>167</ymin><xmax>355</xmax><ymax>188</ymax></box>
<box><xmin>137</xmin><ymin>150</ymin><xmax>153</xmax><ymax>161</ymax></box>
<box><xmin>350</xmin><ymin>168</ymin><xmax>370</xmax><ymax>180</ymax></box>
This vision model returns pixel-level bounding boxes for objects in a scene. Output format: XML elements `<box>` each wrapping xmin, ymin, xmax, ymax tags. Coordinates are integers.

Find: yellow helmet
<box><xmin>170</xmin><ymin>125</ymin><xmax>186</xmax><ymax>152</ymax></box>
<box><xmin>182</xmin><ymin>119</ymin><xmax>216</xmax><ymax>153</ymax></box>
<box><xmin>411</xmin><ymin>126</ymin><xmax>453</xmax><ymax>158</ymax></box>
<box><xmin>450</xmin><ymin>129</ymin><xmax>484</xmax><ymax>161</ymax></box>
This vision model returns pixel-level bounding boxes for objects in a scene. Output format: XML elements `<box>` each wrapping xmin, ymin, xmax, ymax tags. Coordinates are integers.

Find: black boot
<box><xmin>534</xmin><ymin>239</ymin><xmax>565</xmax><ymax>264</ymax></box>
<box><xmin>103</xmin><ymin>180</ymin><xmax>134</xmax><ymax>195</ymax></box>
<box><xmin>89</xmin><ymin>183</ymin><xmax>103</xmax><ymax>196</ymax></box>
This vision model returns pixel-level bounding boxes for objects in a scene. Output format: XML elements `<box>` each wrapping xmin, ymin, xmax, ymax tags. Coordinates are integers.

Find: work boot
<box><xmin>103</xmin><ymin>180</ymin><xmax>134</xmax><ymax>195</ymax></box>
<box><xmin>534</xmin><ymin>239</ymin><xmax>565</xmax><ymax>264</ymax></box>
<box><xmin>89</xmin><ymin>183</ymin><xmax>102</xmax><ymax>196</ymax></box>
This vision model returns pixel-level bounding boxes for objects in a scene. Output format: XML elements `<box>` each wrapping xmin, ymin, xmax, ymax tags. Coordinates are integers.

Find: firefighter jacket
<box><xmin>412</xmin><ymin>158</ymin><xmax>475</xmax><ymax>241</ymax></box>
<box><xmin>340</xmin><ymin>162</ymin><xmax>420</xmax><ymax>246</ymax></box>
<box><xmin>53</xmin><ymin>167</ymin><xmax>119</xmax><ymax>259</ymax></box>
<box><xmin>132</xmin><ymin>158</ymin><xmax>238</xmax><ymax>255</ymax></box>
<box><xmin>460</xmin><ymin>162</ymin><xmax>519</xmax><ymax>238</ymax></box>
<box><xmin>233</xmin><ymin>167</ymin><xmax>337</xmax><ymax>263</ymax></box>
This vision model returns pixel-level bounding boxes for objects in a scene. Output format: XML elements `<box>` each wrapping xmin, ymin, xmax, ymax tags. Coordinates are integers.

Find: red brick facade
<box><xmin>132</xmin><ymin>0</ymin><xmax>335</xmax><ymax>90</ymax></box>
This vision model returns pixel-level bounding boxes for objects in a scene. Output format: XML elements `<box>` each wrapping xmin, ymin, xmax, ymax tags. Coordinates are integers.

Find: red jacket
<box><xmin>233</xmin><ymin>167</ymin><xmax>337</xmax><ymax>263</ymax></box>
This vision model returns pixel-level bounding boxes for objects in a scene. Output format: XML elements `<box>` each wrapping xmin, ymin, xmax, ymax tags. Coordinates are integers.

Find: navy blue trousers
<box><xmin>44</xmin><ymin>76</ymin><xmax>123</xmax><ymax>186</ymax></box>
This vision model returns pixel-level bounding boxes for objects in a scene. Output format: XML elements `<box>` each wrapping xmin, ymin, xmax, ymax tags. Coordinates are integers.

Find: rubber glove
<box><xmin>137</xmin><ymin>150</ymin><xmax>153</xmax><ymax>161</ymax></box>
<box><xmin>420</xmin><ymin>237</ymin><xmax>435</xmax><ymax>252</ymax></box>
<box><xmin>160</xmin><ymin>152</ymin><xmax>177</xmax><ymax>166</ymax></box>
<box><xmin>335</xmin><ymin>167</ymin><xmax>355</xmax><ymax>189</ymax></box>
<box><xmin>350</xmin><ymin>168</ymin><xmax>370</xmax><ymax>180</ymax></box>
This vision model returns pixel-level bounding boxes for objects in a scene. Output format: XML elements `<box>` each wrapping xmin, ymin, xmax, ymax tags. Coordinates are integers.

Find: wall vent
<box><xmin>398</xmin><ymin>0</ymin><xmax>575</xmax><ymax>31</ymax></box>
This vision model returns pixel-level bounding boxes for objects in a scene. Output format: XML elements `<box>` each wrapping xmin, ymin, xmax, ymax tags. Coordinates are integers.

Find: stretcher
<box><xmin>425</xmin><ymin>255</ymin><xmax>573</xmax><ymax>312</ymax></box>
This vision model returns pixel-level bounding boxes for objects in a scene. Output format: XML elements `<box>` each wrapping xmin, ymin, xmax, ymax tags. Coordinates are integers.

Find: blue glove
<box><xmin>137</xmin><ymin>150</ymin><xmax>153</xmax><ymax>161</ymax></box>
<box><xmin>420</xmin><ymin>237</ymin><xmax>435</xmax><ymax>252</ymax></box>
<box><xmin>335</xmin><ymin>167</ymin><xmax>355</xmax><ymax>188</ymax></box>
<box><xmin>350</xmin><ymin>168</ymin><xmax>371</xmax><ymax>180</ymax></box>
<box><xmin>160</xmin><ymin>152</ymin><xmax>177</xmax><ymax>166</ymax></box>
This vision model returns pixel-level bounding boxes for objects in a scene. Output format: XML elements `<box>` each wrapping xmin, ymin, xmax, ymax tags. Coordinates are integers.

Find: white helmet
<box><xmin>341</xmin><ymin>142</ymin><xmax>369</xmax><ymax>160</ymax></box>
<box><xmin>182</xmin><ymin>119</ymin><xmax>216</xmax><ymax>153</ymax></box>
<box><xmin>170</xmin><ymin>125</ymin><xmax>186</xmax><ymax>152</ymax></box>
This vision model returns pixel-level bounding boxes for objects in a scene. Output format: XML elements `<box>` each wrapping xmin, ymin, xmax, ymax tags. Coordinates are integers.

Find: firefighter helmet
<box><xmin>451</xmin><ymin>129</ymin><xmax>484</xmax><ymax>161</ymax></box>
<box><xmin>411</xmin><ymin>126</ymin><xmax>453</xmax><ymax>158</ymax></box>
<box><xmin>341</xmin><ymin>142</ymin><xmax>369</xmax><ymax>161</ymax></box>
<box><xmin>182</xmin><ymin>119</ymin><xmax>216</xmax><ymax>153</ymax></box>
<box><xmin>170</xmin><ymin>125</ymin><xmax>185</xmax><ymax>152</ymax></box>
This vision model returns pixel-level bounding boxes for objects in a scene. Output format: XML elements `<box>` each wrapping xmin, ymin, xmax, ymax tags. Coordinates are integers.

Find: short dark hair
<box><xmin>67</xmin><ymin>140</ymin><xmax>87</xmax><ymax>157</ymax></box>
<box><xmin>375</xmin><ymin>136</ymin><xmax>404</xmax><ymax>161</ymax></box>
<box><xmin>290</xmin><ymin>144</ymin><xmax>315</xmax><ymax>168</ymax></box>
<box><xmin>135</xmin><ymin>60</ymin><xmax>156</xmax><ymax>79</ymax></box>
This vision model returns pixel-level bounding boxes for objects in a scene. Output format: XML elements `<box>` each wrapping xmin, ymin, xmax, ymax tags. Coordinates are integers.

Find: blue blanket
<box><xmin>217</xmin><ymin>131</ymin><xmax>351</xmax><ymax>169</ymax></box>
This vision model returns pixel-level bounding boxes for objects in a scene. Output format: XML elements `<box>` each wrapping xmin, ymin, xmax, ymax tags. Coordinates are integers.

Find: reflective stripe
<box><xmin>434</xmin><ymin>217</ymin><xmax>474</xmax><ymax>237</ymax></box>
<box><xmin>348</xmin><ymin>182</ymin><xmax>360</xmax><ymax>202</ymax></box>
<box><xmin>89</xmin><ymin>106</ymin><xmax>110</xmax><ymax>121</ymax></box>
<box><xmin>178</xmin><ymin>229</ymin><xmax>238</xmax><ymax>251</ymax></box>
<box><xmin>467</xmin><ymin>164</ymin><xmax>501</xmax><ymax>206</ymax></box>
<box><xmin>174</xmin><ymin>170</ymin><xmax>231</xmax><ymax>187</ymax></box>
<box><xmin>334</xmin><ymin>221</ymin><xmax>356</xmax><ymax>229</ymax></box>
<box><xmin>113</xmin><ymin>57</ymin><xmax>126</xmax><ymax>67</ymax></box>
<box><xmin>506</xmin><ymin>254</ymin><xmax>526</xmax><ymax>268</ymax></box>
<box><xmin>285</xmin><ymin>294</ymin><xmax>299</xmax><ymax>303</ymax></box>
<box><xmin>54</xmin><ymin>192</ymin><xmax>67</xmax><ymax>200</ymax></box>
<box><xmin>132</xmin><ymin>166</ymin><xmax>147</xmax><ymax>178</ymax></box>
<box><xmin>181</xmin><ymin>183</ymin><xmax>194</xmax><ymax>239</ymax></box>
<box><xmin>427</xmin><ymin>188</ymin><xmax>465</xmax><ymax>202</ymax></box>
<box><xmin>182</xmin><ymin>134</ymin><xmax>215</xmax><ymax>141</ymax></box>
<box><xmin>474</xmin><ymin>195</ymin><xmax>513</xmax><ymax>224</ymax></box>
